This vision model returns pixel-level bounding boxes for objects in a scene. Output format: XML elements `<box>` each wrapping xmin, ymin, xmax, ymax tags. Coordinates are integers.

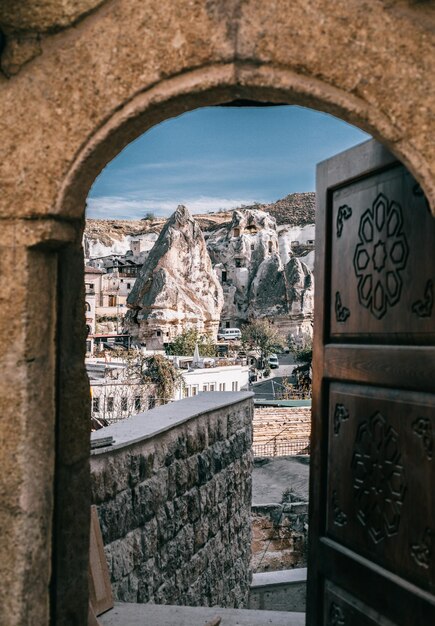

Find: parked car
<box><xmin>268</xmin><ymin>354</ymin><xmax>279</xmax><ymax>369</ymax></box>
<box><xmin>217</xmin><ymin>328</ymin><xmax>242</xmax><ymax>341</ymax></box>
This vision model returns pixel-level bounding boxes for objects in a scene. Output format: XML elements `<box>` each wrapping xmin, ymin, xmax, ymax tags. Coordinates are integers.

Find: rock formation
<box><xmin>85</xmin><ymin>194</ymin><xmax>316</xmax><ymax>343</ymax></box>
<box><xmin>207</xmin><ymin>208</ymin><xmax>279</xmax><ymax>322</ymax></box>
<box><xmin>248</xmin><ymin>256</ymin><xmax>314</xmax><ymax>340</ymax></box>
<box><xmin>207</xmin><ymin>208</ymin><xmax>314</xmax><ymax>340</ymax></box>
<box><xmin>125</xmin><ymin>205</ymin><xmax>224</xmax><ymax>350</ymax></box>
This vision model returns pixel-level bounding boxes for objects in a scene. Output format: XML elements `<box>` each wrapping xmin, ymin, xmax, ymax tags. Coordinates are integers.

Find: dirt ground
<box><xmin>252</xmin><ymin>456</ymin><xmax>310</xmax><ymax>505</ymax></box>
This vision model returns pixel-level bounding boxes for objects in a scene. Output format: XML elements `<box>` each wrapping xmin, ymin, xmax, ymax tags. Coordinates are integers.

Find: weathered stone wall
<box><xmin>248</xmin><ymin>568</ymin><xmax>307</xmax><ymax>613</ymax></box>
<box><xmin>90</xmin><ymin>394</ymin><xmax>253</xmax><ymax>607</ymax></box>
<box><xmin>251</xmin><ymin>502</ymin><xmax>308</xmax><ymax>573</ymax></box>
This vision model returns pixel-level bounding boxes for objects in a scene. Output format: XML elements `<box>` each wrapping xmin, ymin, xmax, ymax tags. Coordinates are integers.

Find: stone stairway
<box><xmin>100</xmin><ymin>603</ymin><xmax>306</xmax><ymax>625</ymax></box>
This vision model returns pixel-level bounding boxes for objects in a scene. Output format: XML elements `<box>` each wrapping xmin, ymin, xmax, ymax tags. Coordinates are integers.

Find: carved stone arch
<box><xmin>55</xmin><ymin>64</ymin><xmax>435</xmax><ymax>220</ymax></box>
<box><xmin>1</xmin><ymin>2</ymin><xmax>435</xmax><ymax>625</ymax></box>
<box><xmin>51</xmin><ymin>63</ymin><xmax>435</xmax><ymax>624</ymax></box>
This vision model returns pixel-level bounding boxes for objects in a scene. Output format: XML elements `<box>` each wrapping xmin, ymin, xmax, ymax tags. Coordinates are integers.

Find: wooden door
<box><xmin>308</xmin><ymin>139</ymin><xmax>435</xmax><ymax>625</ymax></box>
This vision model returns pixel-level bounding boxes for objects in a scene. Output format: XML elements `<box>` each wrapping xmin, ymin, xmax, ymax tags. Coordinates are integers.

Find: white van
<box><xmin>217</xmin><ymin>328</ymin><xmax>242</xmax><ymax>341</ymax></box>
<box><xmin>268</xmin><ymin>354</ymin><xmax>279</xmax><ymax>369</ymax></box>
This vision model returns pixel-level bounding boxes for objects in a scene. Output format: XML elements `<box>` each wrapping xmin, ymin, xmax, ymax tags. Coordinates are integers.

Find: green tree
<box><xmin>142</xmin><ymin>211</ymin><xmax>155</xmax><ymax>221</ymax></box>
<box><xmin>166</xmin><ymin>328</ymin><xmax>217</xmax><ymax>357</ymax></box>
<box><xmin>241</xmin><ymin>320</ymin><xmax>284</xmax><ymax>368</ymax></box>
<box><xmin>123</xmin><ymin>350</ymin><xmax>183</xmax><ymax>404</ymax></box>
<box><xmin>142</xmin><ymin>354</ymin><xmax>183</xmax><ymax>403</ymax></box>
<box><xmin>288</xmin><ymin>336</ymin><xmax>312</xmax><ymax>366</ymax></box>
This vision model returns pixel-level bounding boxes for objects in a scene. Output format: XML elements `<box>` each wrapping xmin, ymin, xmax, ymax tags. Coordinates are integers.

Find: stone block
<box><xmin>185</xmin><ymin>455</ymin><xmax>199</xmax><ymax>489</ymax></box>
<box><xmin>174</xmin><ymin>459</ymin><xmax>189</xmax><ymax>495</ymax></box>
<box><xmin>227</xmin><ymin>408</ymin><xmax>244</xmax><ymax>436</ymax></box>
<box><xmin>197</xmin><ymin>451</ymin><xmax>212</xmax><ymax>485</ymax></box>
<box><xmin>173</xmin><ymin>496</ymin><xmax>188</xmax><ymax>533</ymax></box>
<box><xmin>141</xmin><ymin>518</ymin><xmax>158</xmax><ymax>560</ymax></box>
<box><xmin>186</xmin><ymin>487</ymin><xmax>201</xmax><ymax>523</ymax></box>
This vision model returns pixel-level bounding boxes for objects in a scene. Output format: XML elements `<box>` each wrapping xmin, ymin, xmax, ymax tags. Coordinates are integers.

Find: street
<box><xmin>250</xmin><ymin>353</ymin><xmax>297</xmax><ymax>400</ymax></box>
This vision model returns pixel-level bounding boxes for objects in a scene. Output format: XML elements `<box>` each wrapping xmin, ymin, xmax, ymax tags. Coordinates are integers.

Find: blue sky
<box><xmin>87</xmin><ymin>105</ymin><xmax>369</xmax><ymax>219</ymax></box>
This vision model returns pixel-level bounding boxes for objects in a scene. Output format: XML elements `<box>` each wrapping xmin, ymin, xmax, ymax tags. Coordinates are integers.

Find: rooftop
<box><xmin>85</xmin><ymin>265</ymin><xmax>106</xmax><ymax>274</ymax></box>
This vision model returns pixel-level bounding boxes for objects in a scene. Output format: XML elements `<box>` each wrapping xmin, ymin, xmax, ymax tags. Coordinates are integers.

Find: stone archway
<box><xmin>0</xmin><ymin>2</ymin><xmax>434</xmax><ymax>625</ymax></box>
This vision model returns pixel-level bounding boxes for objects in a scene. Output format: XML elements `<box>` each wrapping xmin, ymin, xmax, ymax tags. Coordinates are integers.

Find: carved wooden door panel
<box><xmin>308</xmin><ymin>140</ymin><xmax>435</xmax><ymax>625</ymax></box>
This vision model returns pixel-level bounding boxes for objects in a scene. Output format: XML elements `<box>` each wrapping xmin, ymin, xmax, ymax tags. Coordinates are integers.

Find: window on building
<box><xmin>222</xmin><ymin>270</ymin><xmax>227</xmax><ymax>282</ymax></box>
<box><xmin>85</xmin><ymin>301</ymin><xmax>91</xmax><ymax>311</ymax></box>
<box><xmin>156</xmin><ymin>330</ymin><xmax>162</xmax><ymax>337</ymax></box>
<box><xmin>202</xmin><ymin>384</ymin><xmax>208</xmax><ymax>392</ymax></box>
<box><xmin>148</xmin><ymin>396</ymin><xmax>156</xmax><ymax>410</ymax></box>
<box><xmin>92</xmin><ymin>397</ymin><xmax>100</xmax><ymax>413</ymax></box>
<box><xmin>184</xmin><ymin>387</ymin><xmax>190</xmax><ymax>398</ymax></box>
<box><xmin>307</xmin><ymin>239</ymin><xmax>315</xmax><ymax>245</ymax></box>
<box><xmin>251</xmin><ymin>243</ymin><xmax>255</xmax><ymax>250</ymax></box>
<box><xmin>107</xmin><ymin>397</ymin><xmax>114</xmax><ymax>412</ymax></box>
<box><xmin>209</xmin><ymin>384</ymin><xmax>216</xmax><ymax>391</ymax></box>
<box><xmin>127</xmin><ymin>283</ymin><xmax>131</xmax><ymax>289</ymax></box>
<box><xmin>225</xmin><ymin>321</ymin><xmax>231</xmax><ymax>328</ymax></box>
<box><xmin>219</xmin><ymin>383</ymin><xmax>226</xmax><ymax>391</ymax></box>
<box><xmin>233</xmin><ymin>228</ymin><xmax>240</xmax><ymax>237</ymax></box>
<box><xmin>121</xmin><ymin>397</ymin><xmax>128</xmax><ymax>411</ymax></box>
<box><xmin>191</xmin><ymin>386</ymin><xmax>198</xmax><ymax>396</ymax></box>
<box><xmin>235</xmin><ymin>258</ymin><xmax>242</xmax><ymax>268</ymax></box>
<box><xmin>134</xmin><ymin>396</ymin><xmax>141</xmax><ymax>411</ymax></box>
<box><xmin>268</xmin><ymin>241</ymin><xmax>273</xmax><ymax>253</ymax></box>
<box><xmin>232</xmin><ymin>381</ymin><xmax>239</xmax><ymax>391</ymax></box>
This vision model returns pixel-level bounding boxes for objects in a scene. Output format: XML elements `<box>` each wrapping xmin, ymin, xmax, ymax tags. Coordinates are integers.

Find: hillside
<box><xmin>243</xmin><ymin>192</ymin><xmax>316</xmax><ymax>226</ymax></box>
<box><xmin>265</xmin><ymin>192</ymin><xmax>316</xmax><ymax>225</ymax></box>
<box><xmin>85</xmin><ymin>192</ymin><xmax>316</xmax><ymax>244</ymax></box>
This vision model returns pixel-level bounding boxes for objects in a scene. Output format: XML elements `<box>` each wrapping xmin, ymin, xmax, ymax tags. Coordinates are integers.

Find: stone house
<box><xmin>126</xmin><ymin>205</ymin><xmax>224</xmax><ymax>350</ymax></box>
<box><xmin>85</xmin><ymin>266</ymin><xmax>105</xmax><ymax>353</ymax></box>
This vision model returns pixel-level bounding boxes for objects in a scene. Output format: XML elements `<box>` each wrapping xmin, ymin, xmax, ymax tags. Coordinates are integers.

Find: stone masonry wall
<box><xmin>251</xmin><ymin>502</ymin><xmax>308</xmax><ymax>573</ymax></box>
<box><xmin>90</xmin><ymin>395</ymin><xmax>253</xmax><ymax>608</ymax></box>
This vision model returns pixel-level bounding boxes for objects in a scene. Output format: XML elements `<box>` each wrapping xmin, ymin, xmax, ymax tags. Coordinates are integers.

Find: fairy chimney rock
<box><xmin>126</xmin><ymin>205</ymin><xmax>224</xmax><ymax>349</ymax></box>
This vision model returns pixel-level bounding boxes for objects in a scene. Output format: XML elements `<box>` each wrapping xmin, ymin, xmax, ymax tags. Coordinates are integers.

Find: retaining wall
<box><xmin>249</xmin><ymin>568</ymin><xmax>307</xmax><ymax>612</ymax></box>
<box><xmin>90</xmin><ymin>392</ymin><xmax>254</xmax><ymax>608</ymax></box>
<box><xmin>251</xmin><ymin>502</ymin><xmax>308</xmax><ymax>572</ymax></box>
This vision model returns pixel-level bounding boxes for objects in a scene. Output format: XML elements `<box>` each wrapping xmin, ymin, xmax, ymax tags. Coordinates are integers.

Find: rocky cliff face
<box><xmin>84</xmin><ymin>212</ymin><xmax>233</xmax><ymax>259</ymax></box>
<box><xmin>207</xmin><ymin>209</ymin><xmax>280</xmax><ymax>322</ymax></box>
<box><xmin>248</xmin><ymin>256</ymin><xmax>314</xmax><ymax>339</ymax></box>
<box><xmin>207</xmin><ymin>209</ymin><xmax>314</xmax><ymax>338</ymax></box>
<box><xmin>125</xmin><ymin>205</ymin><xmax>224</xmax><ymax>349</ymax></box>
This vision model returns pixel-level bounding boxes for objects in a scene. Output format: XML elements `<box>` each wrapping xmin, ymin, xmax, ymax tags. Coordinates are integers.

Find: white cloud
<box><xmin>86</xmin><ymin>195</ymin><xmax>260</xmax><ymax>220</ymax></box>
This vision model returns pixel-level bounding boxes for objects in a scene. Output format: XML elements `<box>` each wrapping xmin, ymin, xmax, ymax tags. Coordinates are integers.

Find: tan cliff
<box><xmin>125</xmin><ymin>205</ymin><xmax>224</xmax><ymax>349</ymax></box>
